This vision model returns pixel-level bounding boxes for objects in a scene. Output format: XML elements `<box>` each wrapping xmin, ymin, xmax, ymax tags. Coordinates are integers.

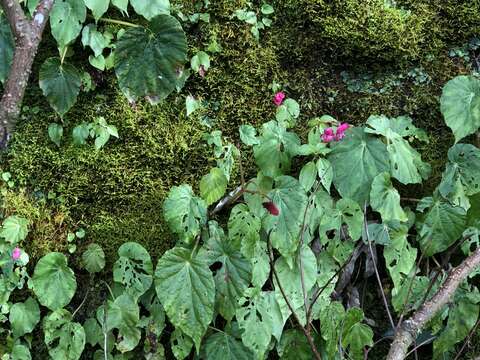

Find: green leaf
<box><xmin>39</xmin><ymin>58</ymin><xmax>81</xmax><ymax>117</ymax></box>
<box><xmin>440</xmin><ymin>75</ymin><xmax>480</xmax><ymax>142</ymax></box>
<box><xmin>202</xmin><ymin>331</ymin><xmax>252</xmax><ymax>360</ymax></box>
<box><xmin>253</xmin><ymin>121</ymin><xmax>300</xmax><ymax>178</ymax></box>
<box><xmin>72</xmin><ymin>123</ymin><xmax>90</xmax><ymax>145</ymax></box>
<box><xmin>264</xmin><ymin>176</ymin><xmax>308</xmax><ymax>258</ymax></box>
<box><xmin>89</xmin><ymin>54</ymin><xmax>106</xmax><ymax>70</ymax></box>
<box><xmin>316</xmin><ymin>158</ymin><xmax>333</xmax><ymax>193</ymax></box>
<box><xmin>299</xmin><ymin>161</ymin><xmax>317</xmax><ymax>192</ymax></box>
<box><xmin>276</xmin><ymin>99</ymin><xmax>300</xmax><ymax>128</ymax></box>
<box><xmin>261</xmin><ymin>4</ymin><xmax>274</xmax><ymax>15</ymax></box>
<box><xmin>113</xmin><ymin>242</ymin><xmax>153</xmax><ymax>300</ymax></box>
<box><xmin>32</xmin><ymin>252</ymin><xmax>77</xmax><ymax>310</ymax></box>
<box><xmin>439</xmin><ymin>144</ymin><xmax>480</xmax><ymax>210</ymax></box>
<box><xmin>416</xmin><ymin>197</ymin><xmax>466</xmax><ymax>256</ymax></box>
<box><xmin>130</xmin><ymin>0</ymin><xmax>170</xmax><ymax>20</ymax></box>
<box><xmin>83</xmin><ymin>318</ymin><xmax>102</xmax><ymax>346</ymax></box>
<box><xmin>365</xmin><ymin>115</ymin><xmax>430</xmax><ymax>184</ymax></box>
<box><xmin>343</xmin><ymin>322</ymin><xmax>373</xmax><ymax>358</ymax></box>
<box><xmin>154</xmin><ymin>246</ymin><xmax>215</xmax><ymax>350</ymax></box>
<box><xmin>81</xmin><ymin>24</ymin><xmax>110</xmax><ymax>57</ymax></box>
<box><xmin>170</xmin><ymin>328</ymin><xmax>193</xmax><ymax>360</ymax></box>
<box><xmin>0</xmin><ymin>13</ymin><xmax>14</xmax><ymax>85</ymax></box>
<box><xmin>84</xmin><ymin>0</ymin><xmax>109</xmax><ymax>21</ymax></box>
<box><xmin>191</xmin><ymin>51</ymin><xmax>210</xmax><ymax>72</ymax></box>
<box><xmin>105</xmin><ymin>293</ymin><xmax>141</xmax><ymax>352</ymax></box>
<box><xmin>228</xmin><ymin>203</ymin><xmax>261</xmax><ymax>253</ymax></box>
<box><xmin>199</xmin><ymin>167</ymin><xmax>228</xmax><ymax>206</ymax></box>
<box><xmin>328</xmin><ymin>127</ymin><xmax>389</xmax><ymax>204</ymax></box>
<box><xmin>163</xmin><ymin>184</ymin><xmax>207</xmax><ymax>244</ymax></box>
<box><xmin>319</xmin><ymin>301</ymin><xmax>345</xmax><ymax>358</ymax></box>
<box><xmin>11</xmin><ymin>344</ymin><xmax>31</xmax><ymax>360</ymax></box>
<box><xmin>319</xmin><ymin>198</ymin><xmax>363</xmax><ymax>242</ymax></box>
<box><xmin>50</xmin><ymin>0</ymin><xmax>87</xmax><ymax>48</ymax></box>
<box><xmin>370</xmin><ymin>172</ymin><xmax>407</xmax><ymax>222</ymax></box>
<box><xmin>114</xmin><ymin>14</ymin><xmax>187</xmax><ymax>103</ymax></box>
<box><xmin>0</xmin><ymin>216</ymin><xmax>29</xmax><ymax>244</ymax></box>
<box><xmin>277</xmin><ymin>329</ymin><xmax>314</xmax><ymax>360</ymax></box>
<box><xmin>9</xmin><ymin>297</ymin><xmax>40</xmax><ymax>338</ymax></box>
<box><xmin>185</xmin><ymin>95</ymin><xmax>200</xmax><ymax>117</ymax></box>
<box><xmin>82</xmin><ymin>243</ymin><xmax>105</xmax><ymax>273</ymax></box>
<box><xmin>112</xmin><ymin>0</ymin><xmax>128</xmax><ymax>14</ymax></box>
<box><xmin>200</xmin><ymin>222</ymin><xmax>251</xmax><ymax>321</ymax></box>
<box><xmin>48</xmin><ymin>123</ymin><xmax>63</xmax><ymax>147</ymax></box>
<box><xmin>43</xmin><ymin>309</ymin><xmax>85</xmax><ymax>360</ymax></box>
<box><xmin>239</xmin><ymin>125</ymin><xmax>259</xmax><ymax>146</ymax></box>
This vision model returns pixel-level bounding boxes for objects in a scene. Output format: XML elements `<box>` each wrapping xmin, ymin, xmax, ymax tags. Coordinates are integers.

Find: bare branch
<box><xmin>387</xmin><ymin>246</ymin><xmax>480</xmax><ymax>360</ymax></box>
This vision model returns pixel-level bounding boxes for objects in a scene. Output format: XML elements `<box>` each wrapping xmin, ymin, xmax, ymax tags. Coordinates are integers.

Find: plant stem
<box><xmin>96</xmin><ymin>16</ymin><xmax>140</xmax><ymax>27</ymax></box>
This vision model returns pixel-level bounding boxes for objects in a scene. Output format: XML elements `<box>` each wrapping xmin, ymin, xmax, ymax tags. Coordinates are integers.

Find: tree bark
<box><xmin>0</xmin><ymin>0</ymin><xmax>54</xmax><ymax>148</ymax></box>
<box><xmin>387</xmin><ymin>247</ymin><xmax>480</xmax><ymax>360</ymax></box>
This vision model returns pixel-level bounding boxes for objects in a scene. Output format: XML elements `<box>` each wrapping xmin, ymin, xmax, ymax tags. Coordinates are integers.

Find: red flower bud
<box><xmin>263</xmin><ymin>201</ymin><xmax>280</xmax><ymax>216</ymax></box>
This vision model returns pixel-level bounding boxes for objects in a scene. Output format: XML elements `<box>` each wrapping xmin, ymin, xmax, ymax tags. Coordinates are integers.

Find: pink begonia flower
<box><xmin>321</xmin><ymin>127</ymin><xmax>335</xmax><ymax>143</ymax></box>
<box><xmin>12</xmin><ymin>247</ymin><xmax>21</xmax><ymax>261</ymax></box>
<box><xmin>273</xmin><ymin>92</ymin><xmax>286</xmax><ymax>106</ymax></box>
<box><xmin>337</xmin><ymin>122</ymin><xmax>350</xmax><ymax>133</ymax></box>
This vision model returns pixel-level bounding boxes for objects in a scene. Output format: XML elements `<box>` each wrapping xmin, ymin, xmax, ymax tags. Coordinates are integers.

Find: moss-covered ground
<box><xmin>1</xmin><ymin>0</ymin><xmax>480</xmax><ymax>357</ymax></box>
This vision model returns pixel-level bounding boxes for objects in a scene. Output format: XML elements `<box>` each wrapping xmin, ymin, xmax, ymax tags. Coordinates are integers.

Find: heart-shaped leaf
<box><xmin>9</xmin><ymin>297</ymin><xmax>40</xmax><ymax>338</ymax></box>
<box><xmin>50</xmin><ymin>0</ymin><xmax>86</xmax><ymax>48</ymax></box>
<box><xmin>82</xmin><ymin>243</ymin><xmax>105</xmax><ymax>273</ymax></box>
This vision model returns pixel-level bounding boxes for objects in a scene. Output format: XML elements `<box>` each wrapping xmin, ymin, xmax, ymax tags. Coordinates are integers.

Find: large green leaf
<box><xmin>253</xmin><ymin>121</ymin><xmax>300</xmax><ymax>178</ymax></box>
<box><xmin>264</xmin><ymin>176</ymin><xmax>308</xmax><ymax>259</ymax></box>
<box><xmin>365</xmin><ymin>115</ymin><xmax>430</xmax><ymax>184</ymax></box>
<box><xmin>277</xmin><ymin>329</ymin><xmax>314</xmax><ymax>359</ymax></box>
<box><xmin>32</xmin><ymin>252</ymin><xmax>77</xmax><ymax>310</ymax></box>
<box><xmin>416</xmin><ymin>197</ymin><xmax>466</xmax><ymax>256</ymax></box>
<box><xmin>370</xmin><ymin>172</ymin><xmax>407</xmax><ymax>222</ymax></box>
<box><xmin>202</xmin><ymin>332</ymin><xmax>252</xmax><ymax>360</ymax></box>
<box><xmin>319</xmin><ymin>198</ymin><xmax>363</xmax><ymax>242</ymax></box>
<box><xmin>84</xmin><ymin>0</ymin><xmax>109</xmax><ymax>21</ymax></box>
<box><xmin>105</xmin><ymin>293</ymin><xmax>141</xmax><ymax>352</ymax></box>
<box><xmin>50</xmin><ymin>0</ymin><xmax>86</xmax><ymax>48</ymax></box>
<box><xmin>11</xmin><ymin>344</ymin><xmax>31</xmax><ymax>360</ymax></box>
<box><xmin>199</xmin><ymin>167</ymin><xmax>228</xmax><ymax>206</ymax></box>
<box><xmin>130</xmin><ymin>0</ymin><xmax>170</xmax><ymax>20</ymax></box>
<box><xmin>440</xmin><ymin>75</ymin><xmax>480</xmax><ymax>142</ymax></box>
<box><xmin>0</xmin><ymin>13</ymin><xmax>14</xmax><ymax>85</ymax></box>
<box><xmin>43</xmin><ymin>310</ymin><xmax>85</xmax><ymax>360</ymax></box>
<box><xmin>114</xmin><ymin>14</ymin><xmax>187</xmax><ymax>103</ymax></box>
<box><xmin>0</xmin><ymin>216</ymin><xmax>29</xmax><ymax>244</ymax></box>
<box><xmin>200</xmin><ymin>222</ymin><xmax>251</xmax><ymax>321</ymax></box>
<box><xmin>439</xmin><ymin>144</ymin><xmax>480</xmax><ymax>210</ymax></box>
<box><xmin>163</xmin><ymin>184</ymin><xmax>207</xmax><ymax>244</ymax></box>
<box><xmin>154</xmin><ymin>247</ymin><xmax>215</xmax><ymax>350</ymax></box>
<box><xmin>113</xmin><ymin>242</ymin><xmax>153</xmax><ymax>300</ymax></box>
<box><xmin>328</xmin><ymin>127</ymin><xmax>389</xmax><ymax>204</ymax></box>
<box><xmin>9</xmin><ymin>297</ymin><xmax>40</xmax><ymax>338</ymax></box>
<box><xmin>39</xmin><ymin>58</ymin><xmax>81</xmax><ymax>117</ymax></box>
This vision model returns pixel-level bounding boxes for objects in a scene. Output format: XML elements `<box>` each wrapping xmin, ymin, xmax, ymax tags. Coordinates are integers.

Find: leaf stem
<box><xmin>95</xmin><ymin>16</ymin><xmax>140</xmax><ymax>27</ymax></box>
<box><xmin>60</xmin><ymin>46</ymin><xmax>68</xmax><ymax>65</ymax></box>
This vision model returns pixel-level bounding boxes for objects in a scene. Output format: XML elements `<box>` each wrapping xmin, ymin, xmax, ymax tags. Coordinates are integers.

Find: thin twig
<box><xmin>453</xmin><ymin>317</ymin><xmax>480</xmax><ymax>360</ymax></box>
<box><xmin>363</xmin><ymin>203</ymin><xmax>395</xmax><ymax>331</ymax></box>
<box><xmin>72</xmin><ymin>287</ymin><xmax>90</xmax><ymax>319</ymax></box>
<box><xmin>404</xmin><ymin>337</ymin><xmax>436</xmax><ymax>358</ymax></box>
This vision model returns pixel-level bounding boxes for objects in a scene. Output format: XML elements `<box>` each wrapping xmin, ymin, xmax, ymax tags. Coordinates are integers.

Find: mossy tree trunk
<box><xmin>0</xmin><ymin>0</ymin><xmax>53</xmax><ymax>148</ymax></box>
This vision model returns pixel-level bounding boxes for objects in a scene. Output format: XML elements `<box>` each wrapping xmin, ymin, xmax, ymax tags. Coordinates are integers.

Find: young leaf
<box><xmin>113</xmin><ymin>242</ymin><xmax>153</xmax><ymax>300</ymax></box>
<box><xmin>299</xmin><ymin>161</ymin><xmax>317</xmax><ymax>192</ymax></box>
<box><xmin>39</xmin><ymin>58</ymin><xmax>81</xmax><ymax>117</ymax></box>
<box><xmin>191</xmin><ymin>51</ymin><xmax>210</xmax><ymax>72</ymax></box>
<box><xmin>185</xmin><ymin>95</ymin><xmax>200</xmax><ymax>117</ymax></box>
<box><xmin>84</xmin><ymin>0</ymin><xmax>110</xmax><ymax>21</ymax></box>
<box><xmin>202</xmin><ymin>331</ymin><xmax>252</xmax><ymax>360</ymax></box>
<box><xmin>43</xmin><ymin>309</ymin><xmax>86</xmax><ymax>360</ymax></box>
<box><xmin>82</xmin><ymin>243</ymin><xmax>105</xmax><ymax>273</ymax></box>
<box><xmin>154</xmin><ymin>247</ymin><xmax>215</xmax><ymax>350</ymax></box>
<box><xmin>239</xmin><ymin>125</ymin><xmax>259</xmax><ymax>145</ymax></box>
<box><xmin>316</xmin><ymin>158</ymin><xmax>333</xmax><ymax>193</ymax></box>
<box><xmin>261</xmin><ymin>4</ymin><xmax>274</xmax><ymax>15</ymax></box>
<box><xmin>32</xmin><ymin>252</ymin><xmax>77</xmax><ymax>310</ymax></box>
<box><xmin>199</xmin><ymin>167</ymin><xmax>228</xmax><ymax>206</ymax></box>
<box><xmin>72</xmin><ymin>123</ymin><xmax>90</xmax><ymax>145</ymax></box>
<box><xmin>114</xmin><ymin>14</ymin><xmax>187</xmax><ymax>103</ymax></box>
<box><xmin>328</xmin><ymin>127</ymin><xmax>389</xmax><ymax>204</ymax></box>
<box><xmin>440</xmin><ymin>75</ymin><xmax>480</xmax><ymax>142</ymax></box>
<box><xmin>0</xmin><ymin>215</ymin><xmax>29</xmax><ymax>243</ymax></box>
<box><xmin>370</xmin><ymin>172</ymin><xmax>407</xmax><ymax>222</ymax></box>
<box><xmin>50</xmin><ymin>0</ymin><xmax>87</xmax><ymax>48</ymax></box>
<box><xmin>275</xmin><ymin>99</ymin><xmax>300</xmax><ymax>128</ymax></box>
<box><xmin>48</xmin><ymin>123</ymin><xmax>63</xmax><ymax>147</ymax></box>
<box><xmin>9</xmin><ymin>297</ymin><xmax>40</xmax><ymax>338</ymax></box>
<box><xmin>82</xmin><ymin>24</ymin><xmax>110</xmax><ymax>57</ymax></box>
<box><xmin>89</xmin><ymin>54</ymin><xmax>106</xmax><ymax>70</ymax></box>
<box><xmin>0</xmin><ymin>13</ymin><xmax>14</xmax><ymax>85</ymax></box>
<box><xmin>130</xmin><ymin>0</ymin><xmax>170</xmax><ymax>20</ymax></box>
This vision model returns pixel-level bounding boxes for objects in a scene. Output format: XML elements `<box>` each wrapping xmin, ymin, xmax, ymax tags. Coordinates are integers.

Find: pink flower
<box><xmin>12</xmin><ymin>247</ymin><xmax>21</xmax><ymax>261</ymax></box>
<box><xmin>337</xmin><ymin>123</ymin><xmax>350</xmax><ymax>133</ymax></box>
<box><xmin>263</xmin><ymin>201</ymin><xmax>280</xmax><ymax>216</ymax></box>
<box><xmin>273</xmin><ymin>92</ymin><xmax>286</xmax><ymax>106</ymax></box>
<box><xmin>335</xmin><ymin>131</ymin><xmax>346</xmax><ymax>141</ymax></box>
<box><xmin>321</xmin><ymin>127</ymin><xmax>335</xmax><ymax>143</ymax></box>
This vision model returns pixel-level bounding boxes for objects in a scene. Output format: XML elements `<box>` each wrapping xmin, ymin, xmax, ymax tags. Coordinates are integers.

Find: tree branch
<box><xmin>0</xmin><ymin>0</ymin><xmax>30</xmax><ymax>40</ymax></box>
<box><xmin>387</xmin><ymin>247</ymin><xmax>480</xmax><ymax>360</ymax></box>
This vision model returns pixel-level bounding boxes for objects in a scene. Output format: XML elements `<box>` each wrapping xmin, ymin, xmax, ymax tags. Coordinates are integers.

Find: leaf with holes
<box><xmin>370</xmin><ymin>172</ymin><xmax>407</xmax><ymax>222</ymax></box>
<box><xmin>0</xmin><ymin>13</ymin><xmax>14</xmax><ymax>85</ymax></box>
<box><xmin>365</xmin><ymin>115</ymin><xmax>430</xmax><ymax>185</ymax></box>
<box><xmin>440</xmin><ymin>75</ymin><xmax>480</xmax><ymax>142</ymax></box>
<box><xmin>200</xmin><ymin>222</ymin><xmax>251</xmax><ymax>321</ymax></box>
<box><xmin>39</xmin><ymin>58</ymin><xmax>81</xmax><ymax>117</ymax></box>
<box><xmin>81</xmin><ymin>24</ymin><xmax>111</xmax><ymax>57</ymax></box>
<box><xmin>43</xmin><ymin>309</ymin><xmax>85</xmax><ymax>360</ymax></box>
<box><xmin>202</xmin><ymin>331</ymin><xmax>252</xmax><ymax>360</ymax></box>
<box><xmin>228</xmin><ymin>204</ymin><xmax>261</xmax><ymax>254</ymax></box>
<box><xmin>328</xmin><ymin>127</ymin><xmax>389</xmax><ymax>204</ymax></box>
<box><xmin>170</xmin><ymin>328</ymin><xmax>193</xmax><ymax>360</ymax></box>
<box><xmin>155</xmin><ymin>246</ymin><xmax>215</xmax><ymax>350</ymax></box>
<box><xmin>163</xmin><ymin>184</ymin><xmax>207</xmax><ymax>244</ymax></box>
<box><xmin>319</xmin><ymin>198</ymin><xmax>363</xmax><ymax>242</ymax></box>
<box><xmin>114</xmin><ymin>14</ymin><xmax>186</xmax><ymax>103</ymax></box>
<box><xmin>50</xmin><ymin>0</ymin><xmax>86</xmax><ymax>48</ymax></box>
<box><xmin>113</xmin><ymin>242</ymin><xmax>153</xmax><ymax>300</ymax></box>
